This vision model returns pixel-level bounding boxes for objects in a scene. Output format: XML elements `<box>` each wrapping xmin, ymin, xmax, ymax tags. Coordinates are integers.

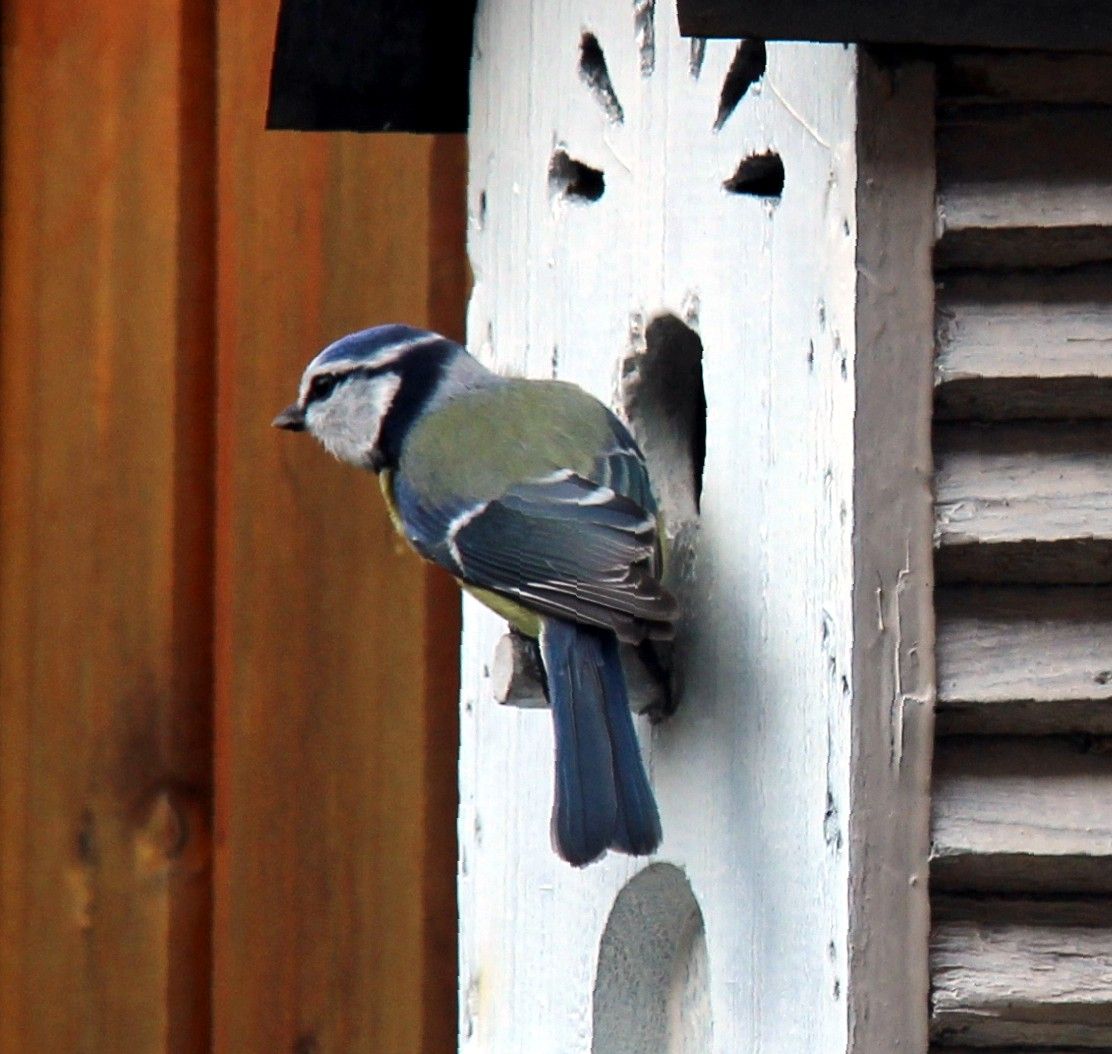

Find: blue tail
<box><xmin>540</xmin><ymin>619</ymin><xmax>662</xmax><ymax>866</ymax></box>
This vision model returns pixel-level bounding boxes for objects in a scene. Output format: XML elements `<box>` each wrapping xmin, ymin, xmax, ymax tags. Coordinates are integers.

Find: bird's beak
<box><xmin>272</xmin><ymin>403</ymin><xmax>306</xmax><ymax>431</ymax></box>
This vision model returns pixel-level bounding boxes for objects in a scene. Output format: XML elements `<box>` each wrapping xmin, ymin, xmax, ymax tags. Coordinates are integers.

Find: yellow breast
<box><xmin>378</xmin><ymin>469</ymin><xmax>541</xmax><ymax>639</ymax></box>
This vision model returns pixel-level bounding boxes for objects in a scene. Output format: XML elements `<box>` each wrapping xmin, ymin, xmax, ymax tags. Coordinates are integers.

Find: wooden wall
<box><xmin>0</xmin><ymin>2</ymin><xmax>464</xmax><ymax>1051</ymax></box>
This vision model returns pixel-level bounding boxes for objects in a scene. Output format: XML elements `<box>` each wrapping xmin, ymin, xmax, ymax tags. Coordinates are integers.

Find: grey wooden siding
<box><xmin>929</xmin><ymin>51</ymin><xmax>1112</xmax><ymax>1050</ymax></box>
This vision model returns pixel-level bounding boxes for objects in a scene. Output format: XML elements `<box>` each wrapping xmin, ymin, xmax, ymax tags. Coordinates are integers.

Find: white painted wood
<box><xmin>935</xmin><ymin>268</ymin><xmax>1112</xmax><ymax>420</ymax></box>
<box><xmin>936</xmin><ymin>587</ymin><xmax>1112</xmax><ymax>734</ymax></box>
<box><xmin>932</xmin><ymin>736</ymin><xmax>1112</xmax><ymax>891</ymax></box>
<box><xmin>931</xmin><ymin>897</ymin><xmax>1112</xmax><ymax>1048</ymax></box>
<box><xmin>462</xmin><ymin>4</ymin><xmax>936</xmax><ymax>1051</ymax></box>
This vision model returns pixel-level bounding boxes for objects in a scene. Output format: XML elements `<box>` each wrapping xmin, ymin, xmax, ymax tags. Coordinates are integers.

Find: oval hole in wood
<box><xmin>592</xmin><ymin>863</ymin><xmax>711</xmax><ymax>1053</ymax></box>
<box><xmin>621</xmin><ymin>314</ymin><xmax>706</xmax><ymax>524</ymax></box>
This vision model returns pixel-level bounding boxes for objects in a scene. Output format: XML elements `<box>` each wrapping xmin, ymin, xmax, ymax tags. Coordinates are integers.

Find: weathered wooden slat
<box><xmin>934</xmin><ymin>423</ymin><xmax>1112</xmax><ymax>584</ymax></box>
<box><xmin>935</xmin><ymin>268</ymin><xmax>1112</xmax><ymax>420</ymax></box>
<box><xmin>936</xmin><ymin>108</ymin><xmax>1112</xmax><ymax>269</ymax></box>
<box><xmin>937</xmin><ymin>51</ymin><xmax>1112</xmax><ymax>107</ymax></box>
<box><xmin>932</xmin><ymin>736</ymin><xmax>1112</xmax><ymax>892</ymax></box>
<box><xmin>936</xmin><ymin>587</ymin><xmax>1112</xmax><ymax>734</ymax></box>
<box><xmin>931</xmin><ymin>896</ymin><xmax>1112</xmax><ymax>1049</ymax></box>
<box><xmin>0</xmin><ymin>3</ymin><xmax>216</xmax><ymax>1050</ymax></box>
<box><xmin>213</xmin><ymin>3</ymin><xmax>464</xmax><ymax>1051</ymax></box>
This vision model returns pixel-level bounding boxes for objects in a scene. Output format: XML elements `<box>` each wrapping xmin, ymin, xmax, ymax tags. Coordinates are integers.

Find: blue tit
<box><xmin>274</xmin><ymin>324</ymin><xmax>676</xmax><ymax>866</ymax></box>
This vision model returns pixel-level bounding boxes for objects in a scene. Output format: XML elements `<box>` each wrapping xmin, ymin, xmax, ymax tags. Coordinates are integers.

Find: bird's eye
<box><xmin>308</xmin><ymin>373</ymin><xmax>339</xmax><ymax>402</ymax></box>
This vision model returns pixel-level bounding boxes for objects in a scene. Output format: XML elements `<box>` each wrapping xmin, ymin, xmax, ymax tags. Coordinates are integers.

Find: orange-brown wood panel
<box><xmin>0</xmin><ymin>3</ymin><xmax>216</xmax><ymax>1053</ymax></box>
<box><xmin>213</xmin><ymin>4</ymin><xmax>464</xmax><ymax>1052</ymax></box>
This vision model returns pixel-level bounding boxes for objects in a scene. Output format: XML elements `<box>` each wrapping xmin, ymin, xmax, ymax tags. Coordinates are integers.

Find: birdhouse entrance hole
<box><xmin>592</xmin><ymin>863</ymin><xmax>711</xmax><ymax>1053</ymax></box>
<box><xmin>621</xmin><ymin>314</ymin><xmax>706</xmax><ymax>529</ymax></box>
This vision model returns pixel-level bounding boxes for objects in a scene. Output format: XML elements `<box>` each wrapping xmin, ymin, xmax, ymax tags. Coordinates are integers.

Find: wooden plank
<box><xmin>931</xmin><ymin>897</ymin><xmax>1112</xmax><ymax>1048</ymax></box>
<box><xmin>213</xmin><ymin>3</ymin><xmax>464</xmax><ymax>1052</ymax></box>
<box><xmin>0</xmin><ymin>3</ymin><xmax>215</xmax><ymax>1051</ymax></box>
<box><xmin>934</xmin><ymin>423</ymin><xmax>1112</xmax><ymax>584</ymax></box>
<box><xmin>936</xmin><ymin>108</ymin><xmax>1112</xmax><ymax>269</ymax></box>
<box><xmin>464</xmin><ymin>12</ymin><xmax>935</xmax><ymax>1051</ymax></box>
<box><xmin>936</xmin><ymin>587</ymin><xmax>1112</xmax><ymax>734</ymax></box>
<box><xmin>937</xmin><ymin>51</ymin><xmax>1112</xmax><ymax>107</ymax></box>
<box><xmin>932</xmin><ymin>736</ymin><xmax>1112</xmax><ymax>892</ymax></box>
<box><xmin>935</xmin><ymin>268</ymin><xmax>1112</xmax><ymax>421</ymax></box>
<box><xmin>847</xmin><ymin>55</ymin><xmax>937</xmax><ymax>1054</ymax></box>
<box><xmin>677</xmin><ymin>0</ymin><xmax>1112</xmax><ymax>50</ymax></box>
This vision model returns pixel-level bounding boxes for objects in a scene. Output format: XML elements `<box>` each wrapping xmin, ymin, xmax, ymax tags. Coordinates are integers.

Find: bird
<box><xmin>273</xmin><ymin>324</ymin><xmax>676</xmax><ymax>866</ymax></box>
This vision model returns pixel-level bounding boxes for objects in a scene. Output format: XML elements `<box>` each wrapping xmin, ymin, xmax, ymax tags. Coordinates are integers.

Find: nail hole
<box><xmin>549</xmin><ymin>150</ymin><xmax>605</xmax><ymax>203</ymax></box>
<box><xmin>714</xmin><ymin>39</ymin><xmax>766</xmax><ymax>131</ymax></box>
<box><xmin>723</xmin><ymin>151</ymin><xmax>784</xmax><ymax>198</ymax></box>
<box><xmin>621</xmin><ymin>314</ymin><xmax>706</xmax><ymax>524</ymax></box>
<box><xmin>580</xmin><ymin>33</ymin><xmax>624</xmax><ymax>123</ymax></box>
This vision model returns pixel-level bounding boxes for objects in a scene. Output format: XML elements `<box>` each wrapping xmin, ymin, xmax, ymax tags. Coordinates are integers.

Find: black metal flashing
<box><xmin>267</xmin><ymin>0</ymin><xmax>477</xmax><ymax>134</ymax></box>
<box><xmin>678</xmin><ymin>0</ymin><xmax>1112</xmax><ymax>52</ymax></box>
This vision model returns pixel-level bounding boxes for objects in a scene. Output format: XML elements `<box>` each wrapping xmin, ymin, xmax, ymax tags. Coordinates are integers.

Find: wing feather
<box><xmin>449</xmin><ymin>473</ymin><xmax>675</xmax><ymax>642</ymax></box>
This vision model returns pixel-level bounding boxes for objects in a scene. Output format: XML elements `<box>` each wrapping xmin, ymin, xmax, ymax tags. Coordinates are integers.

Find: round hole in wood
<box><xmin>592</xmin><ymin>863</ymin><xmax>712</xmax><ymax>1053</ymax></box>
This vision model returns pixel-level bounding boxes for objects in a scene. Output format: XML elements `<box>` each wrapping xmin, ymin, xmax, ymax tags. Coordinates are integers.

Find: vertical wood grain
<box><xmin>0</xmin><ymin>2</ymin><xmax>216</xmax><ymax>1051</ymax></box>
<box><xmin>463</xmin><ymin>3</ymin><xmax>864</xmax><ymax>1049</ymax></box>
<box><xmin>848</xmin><ymin>55</ymin><xmax>936</xmax><ymax>1054</ymax></box>
<box><xmin>213</xmin><ymin>4</ymin><xmax>464</xmax><ymax>1052</ymax></box>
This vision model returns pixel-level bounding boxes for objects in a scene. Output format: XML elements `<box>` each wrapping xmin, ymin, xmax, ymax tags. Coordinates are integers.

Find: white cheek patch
<box><xmin>311</xmin><ymin>372</ymin><xmax>403</xmax><ymax>467</ymax></box>
<box><xmin>363</xmin><ymin>373</ymin><xmax>404</xmax><ymax>445</ymax></box>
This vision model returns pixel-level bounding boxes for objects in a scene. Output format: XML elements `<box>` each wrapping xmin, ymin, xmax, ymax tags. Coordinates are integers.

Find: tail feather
<box><xmin>540</xmin><ymin>619</ymin><xmax>662</xmax><ymax>866</ymax></box>
<box><xmin>597</xmin><ymin>632</ymin><xmax>662</xmax><ymax>856</ymax></box>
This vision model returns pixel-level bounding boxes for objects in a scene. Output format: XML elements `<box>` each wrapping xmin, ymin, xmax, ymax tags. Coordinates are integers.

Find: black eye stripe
<box><xmin>305</xmin><ymin>364</ymin><xmax>399</xmax><ymax>406</ymax></box>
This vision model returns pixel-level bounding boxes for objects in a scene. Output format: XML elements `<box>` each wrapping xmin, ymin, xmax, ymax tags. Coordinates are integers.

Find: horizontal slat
<box><xmin>935</xmin><ymin>423</ymin><xmax>1112</xmax><ymax>583</ymax></box>
<box><xmin>937</xmin><ymin>51</ymin><xmax>1112</xmax><ymax>107</ymax></box>
<box><xmin>936</xmin><ymin>587</ymin><xmax>1112</xmax><ymax>733</ymax></box>
<box><xmin>936</xmin><ymin>108</ymin><xmax>1112</xmax><ymax>269</ymax></box>
<box><xmin>935</xmin><ymin>268</ymin><xmax>1112</xmax><ymax>420</ymax></box>
<box><xmin>932</xmin><ymin>736</ymin><xmax>1112</xmax><ymax>892</ymax></box>
<box><xmin>931</xmin><ymin>897</ymin><xmax>1112</xmax><ymax>1049</ymax></box>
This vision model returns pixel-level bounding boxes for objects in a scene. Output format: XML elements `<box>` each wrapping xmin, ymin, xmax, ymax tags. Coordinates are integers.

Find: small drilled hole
<box><xmin>549</xmin><ymin>150</ymin><xmax>605</xmax><ymax>203</ymax></box>
<box><xmin>580</xmin><ymin>33</ymin><xmax>624</xmax><ymax>123</ymax></box>
<box><xmin>714</xmin><ymin>39</ymin><xmax>766</xmax><ymax>130</ymax></box>
<box><xmin>723</xmin><ymin>151</ymin><xmax>784</xmax><ymax>198</ymax></box>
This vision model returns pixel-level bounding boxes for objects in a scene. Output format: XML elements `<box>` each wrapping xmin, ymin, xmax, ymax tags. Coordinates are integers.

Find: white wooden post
<box><xmin>461</xmin><ymin>3</ymin><xmax>936</xmax><ymax>1050</ymax></box>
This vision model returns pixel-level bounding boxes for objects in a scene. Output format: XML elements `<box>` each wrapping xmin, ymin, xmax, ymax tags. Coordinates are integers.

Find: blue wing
<box><xmin>395</xmin><ymin>468</ymin><xmax>674</xmax><ymax>643</ymax></box>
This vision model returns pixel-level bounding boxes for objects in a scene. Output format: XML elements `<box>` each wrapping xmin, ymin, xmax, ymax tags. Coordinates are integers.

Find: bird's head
<box><xmin>273</xmin><ymin>324</ymin><xmax>483</xmax><ymax>472</ymax></box>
